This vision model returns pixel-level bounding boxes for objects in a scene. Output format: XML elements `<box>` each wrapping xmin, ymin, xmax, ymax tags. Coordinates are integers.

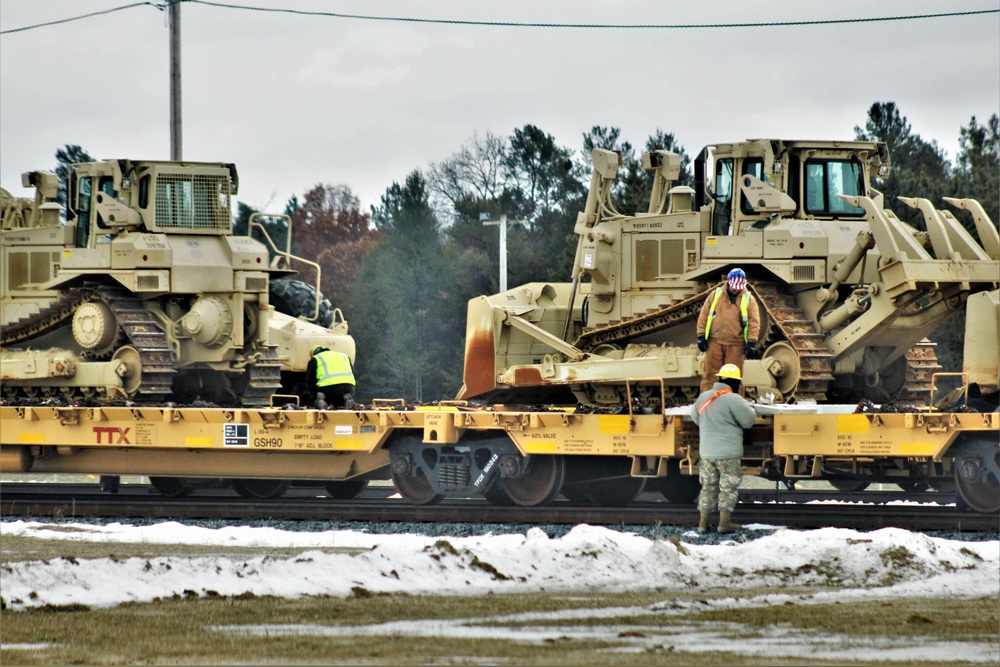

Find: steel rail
<box><xmin>1</xmin><ymin>484</ymin><xmax>995</xmax><ymax>532</ymax></box>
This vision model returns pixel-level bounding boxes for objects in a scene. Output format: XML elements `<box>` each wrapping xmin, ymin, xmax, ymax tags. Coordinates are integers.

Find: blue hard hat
<box><xmin>727</xmin><ymin>268</ymin><xmax>746</xmax><ymax>281</ymax></box>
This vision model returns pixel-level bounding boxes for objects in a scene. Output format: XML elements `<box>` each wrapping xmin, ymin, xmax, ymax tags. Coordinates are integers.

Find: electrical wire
<box><xmin>0</xmin><ymin>2</ymin><xmax>165</xmax><ymax>35</ymax></box>
<box><xmin>2</xmin><ymin>1</ymin><xmax>998</xmax><ymax>36</ymax></box>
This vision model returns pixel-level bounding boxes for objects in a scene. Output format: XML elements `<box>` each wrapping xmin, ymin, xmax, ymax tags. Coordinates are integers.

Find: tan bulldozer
<box><xmin>1</xmin><ymin>159</ymin><xmax>353</xmax><ymax>406</ymax></box>
<box><xmin>459</xmin><ymin>140</ymin><xmax>1000</xmax><ymax>408</ymax></box>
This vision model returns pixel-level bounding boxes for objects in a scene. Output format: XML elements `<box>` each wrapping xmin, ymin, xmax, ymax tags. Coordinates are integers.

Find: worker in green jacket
<box><xmin>690</xmin><ymin>363</ymin><xmax>757</xmax><ymax>534</ymax></box>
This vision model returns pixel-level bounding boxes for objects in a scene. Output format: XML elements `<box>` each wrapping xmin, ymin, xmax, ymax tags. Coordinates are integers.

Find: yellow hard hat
<box><xmin>310</xmin><ymin>345</ymin><xmax>325</xmax><ymax>356</ymax></box>
<box><xmin>717</xmin><ymin>363</ymin><xmax>742</xmax><ymax>380</ymax></box>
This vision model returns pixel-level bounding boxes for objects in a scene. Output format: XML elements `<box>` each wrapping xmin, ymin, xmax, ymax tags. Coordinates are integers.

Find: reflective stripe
<box><xmin>697</xmin><ymin>387</ymin><xmax>733</xmax><ymax>415</ymax></box>
<box><xmin>315</xmin><ymin>350</ymin><xmax>355</xmax><ymax>387</ymax></box>
<box><xmin>704</xmin><ymin>287</ymin><xmax>750</xmax><ymax>343</ymax></box>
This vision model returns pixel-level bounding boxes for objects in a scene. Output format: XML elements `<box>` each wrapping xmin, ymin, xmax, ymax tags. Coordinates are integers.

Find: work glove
<box><xmin>745</xmin><ymin>341</ymin><xmax>757</xmax><ymax>359</ymax></box>
<box><xmin>697</xmin><ymin>335</ymin><xmax>707</xmax><ymax>352</ymax></box>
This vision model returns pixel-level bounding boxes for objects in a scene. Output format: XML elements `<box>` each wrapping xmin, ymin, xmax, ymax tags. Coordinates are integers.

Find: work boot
<box><xmin>698</xmin><ymin>511</ymin><xmax>711</xmax><ymax>534</ymax></box>
<box><xmin>718</xmin><ymin>512</ymin><xmax>742</xmax><ymax>534</ymax></box>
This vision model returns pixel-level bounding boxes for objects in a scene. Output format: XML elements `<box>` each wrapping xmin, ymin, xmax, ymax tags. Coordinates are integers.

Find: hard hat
<box><xmin>727</xmin><ymin>268</ymin><xmax>747</xmax><ymax>292</ymax></box>
<box><xmin>717</xmin><ymin>363</ymin><xmax>742</xmax><ymax>380</ymax></box>
<box><xmin>310</xmin><ymin>345</ymin><xmax>326</xmax><ymax>356</ymax></box>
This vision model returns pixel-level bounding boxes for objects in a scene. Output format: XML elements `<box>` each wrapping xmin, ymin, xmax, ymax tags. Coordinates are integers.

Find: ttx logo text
<box><xmin>93</xmin><ymin>427</ymin><xmax>131</xmax><ymax>444</ymax></box>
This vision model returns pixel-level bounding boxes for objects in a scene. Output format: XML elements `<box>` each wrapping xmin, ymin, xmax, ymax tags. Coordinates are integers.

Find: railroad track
<box><xmin>1</xmin><ymin>484</ymin><xmax>994</xmax><ymax>532</ymax></box>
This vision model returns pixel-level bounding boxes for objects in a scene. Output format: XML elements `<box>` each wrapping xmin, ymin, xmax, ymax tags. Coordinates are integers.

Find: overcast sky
<box><xmin>2</xmin><ymin>1</ymin><xmax>998</xmax><ymax>214</ymax></box>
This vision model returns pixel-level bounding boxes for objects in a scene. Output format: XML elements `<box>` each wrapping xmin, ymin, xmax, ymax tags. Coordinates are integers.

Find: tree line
<box><xmin>53</xmin><ymin>102</ymin><xmax>999</xmax><ymax>400</ymax></box>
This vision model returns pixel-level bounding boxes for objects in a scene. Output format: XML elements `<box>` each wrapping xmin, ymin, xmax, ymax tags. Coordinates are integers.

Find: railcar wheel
<box><xmin>482</xmin><ymin>483</ymin><xmax>516</xmax><ymax>506</ymax></box>
<box><xmin>232</xmin><ymin>478</ymin><xmax>290</xmax><ymax>499</ymax></box>
<box><xmin>148</xmin><ymin>476</ymin><xmax>193</xmax><ymax>498</ymax></box>
<box><xmin>653</xmin><ymin>459</ymin><xmax>702</xmax><ymax>504</ymax></box>
<box><xmin>392</xmin><ymin>469</ymin><xmax>443</xmax><ymax>505</ymax></box>
<box><xmin>501</xmin><ymin>455</ymin><xmax>566</xmax><ymax>507</ymax></box>
<box><xmin>829</xmin><ymin>479</ymin><xmax>871</xmax><ymax>492</ymax></box>
<box><xmin>324</xmin><ymin>480</ymin><xmax>368</xmax><ymax>499</ymax></box>
<box><xmin>560</xmin><ymin>458</ymin><xmax>597</xmax><ymax>504</ymax></box>
<box><xmin>559</xmin><ymin>484</ymin><xmax>594</xmax><ymax>504</ymax></box>
<box><xmin>955</xmin><ymin>441</ymin><xmax>1000</xmax><ymax>514</ymax></box>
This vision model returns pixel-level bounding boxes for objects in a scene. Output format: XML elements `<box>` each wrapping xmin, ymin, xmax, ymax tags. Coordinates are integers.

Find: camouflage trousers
<box><xmin>697</xmin><ymin>457</ymin><xmax>743</xmax><ymax>514</ymax></box>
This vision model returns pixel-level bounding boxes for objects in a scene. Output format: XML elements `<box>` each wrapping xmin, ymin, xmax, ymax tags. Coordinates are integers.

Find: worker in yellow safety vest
<box><xmin>306</xmin><ymin>346</ymin><xmax>356</xmax><ymax>408</ymax></box>
<box><xmin>695</xmin><ymin>268</ymin><xmax>761</xmax><ymax>393</ymax></box>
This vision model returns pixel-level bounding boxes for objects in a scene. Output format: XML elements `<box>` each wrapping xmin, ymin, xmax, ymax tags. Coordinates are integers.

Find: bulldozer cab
<box><xmin>697</xmin><ymin>140</ymin><xmax>883</xmax><ymax>238</ymax></box>
<box><xmin>66</xmin><ymin>160</ymin><xmax>239</xmax><ymax>248</ymax></box>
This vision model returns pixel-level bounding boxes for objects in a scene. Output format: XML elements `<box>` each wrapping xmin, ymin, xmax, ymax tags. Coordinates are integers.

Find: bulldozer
<box><xmin>458</xmin><ymin>140</ymin><xmax>1000</xmax><ymax>408</ymax></box>
<box><xmin>1</xmin><ymin>159</ymin><xmax>353</xmax><ymax>407</ymax></box>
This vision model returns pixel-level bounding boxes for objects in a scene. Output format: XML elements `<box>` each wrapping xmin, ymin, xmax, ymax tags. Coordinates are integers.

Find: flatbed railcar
<box><xmin>1</xmin><ymin>398</ymin><xmax>997</xmax><ymax>513</ymax></box>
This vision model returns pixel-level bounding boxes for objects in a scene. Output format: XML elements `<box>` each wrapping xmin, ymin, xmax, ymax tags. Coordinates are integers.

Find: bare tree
<box><xmin>428</xmin><ymin>132</ymin><xmax>510</xmax><ymax>220</ymax></box>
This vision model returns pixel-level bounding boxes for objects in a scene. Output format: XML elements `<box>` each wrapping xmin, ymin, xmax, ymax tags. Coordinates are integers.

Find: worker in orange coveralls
<box><xmin>696</xmin><ymin>268</ymin><xmax>761</xmax><ymax>394</ymax></box>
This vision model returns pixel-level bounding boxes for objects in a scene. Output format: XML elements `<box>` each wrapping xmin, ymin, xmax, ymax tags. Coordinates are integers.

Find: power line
<box><xmin>0</xmin><ymin>2</ymin><xmax>166</xmax><ymax>35</ymax></box>
<box><xmin>187</xmin><ymin>3</ymin><xmax>1000</xmax><ymax>29</ymax></box>
<box><xmin>3</xmin><ymin>2</ymin><xmax>998</xmax><ymax>36</ymax></box>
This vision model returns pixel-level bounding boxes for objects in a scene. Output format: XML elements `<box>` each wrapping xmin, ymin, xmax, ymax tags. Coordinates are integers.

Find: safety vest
<box><xmin>697</xmin><ymin>387</ymin><xmax>733</xmax><ymax>414</ymax></box>
<box><xmin>704</xmin><ymin>287</ymin><xmax>751</xmax><ymax>343</ymax></box>
<box><xmin>315</xmin><ymin>350</ymin><xmax>356</xmax><ymax>387</ymax></box>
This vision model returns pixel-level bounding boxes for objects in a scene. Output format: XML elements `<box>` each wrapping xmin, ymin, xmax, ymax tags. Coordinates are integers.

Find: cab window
<box><xmin>712</xmin><ymin>158</ymin><xmax>734</xmax><ymax>235</ymax></box>
<box><xmin>94</xmin><ymin>176</ymin><xmax>117</xmax><ymax>229</ymax></box>
<box><xmin>98</xmin><ymin>176</ymin><xmax>116</xmax><ymax>197</ymax></box>
<box><xmin>804</xmin><ymin>159</ymin><xmax>865</xmax><ymax>216</ymax></box>
<box><xmin>75</xmin><ymin>177</ymin><xmax>92</xmax><ymax>247</ymax></box>
<box><xmin>740</xmin><ymin>158</ymin><xmax>764</xmax><ymax>214</ymax></box>
<box><xmin>139</xmin><ymin>175</ymin><xmax>150</xmax><ymax>209</ymax></box>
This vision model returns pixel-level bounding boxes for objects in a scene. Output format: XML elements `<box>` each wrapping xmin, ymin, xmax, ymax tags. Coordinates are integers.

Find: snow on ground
<box><xmin>1</xmin><ymin>521</ymin><xmax>996</xmax><ymax>612</ymax></box>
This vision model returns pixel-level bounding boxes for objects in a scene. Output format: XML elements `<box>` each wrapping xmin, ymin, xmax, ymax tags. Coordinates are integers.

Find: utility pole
<box><xmin>169</xmin><ymin>0</ymin><xmax>182</xmax><ymax>160</ymax></box>
<box><xmin>483</xmin><ymin>214</ymin><xmax>528</xmax><ymax>293</ymax></box>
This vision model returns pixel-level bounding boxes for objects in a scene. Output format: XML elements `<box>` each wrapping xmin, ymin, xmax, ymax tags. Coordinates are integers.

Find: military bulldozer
<box><xmin>458</xmin><ymin>140</ymin><xmax>1000</xmax><ymax>408</ymax></box>
<box><xmin>1</xmin><ymin>159</ymin><xmax>353</xmax><ymax>406</ymax></box>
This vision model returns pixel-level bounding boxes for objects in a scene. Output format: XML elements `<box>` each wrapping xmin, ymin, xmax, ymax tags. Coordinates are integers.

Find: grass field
<box><xmin>2</xmin><ymin>587</ymin><xmax>997</xmax><ymax>665</ymax></box>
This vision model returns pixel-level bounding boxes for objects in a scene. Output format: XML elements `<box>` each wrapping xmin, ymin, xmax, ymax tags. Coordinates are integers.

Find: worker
<box><xmin>690</xmin><ymin>363</ymin><xmax>756</xmax><ymax>534</ymax></box>
<box><xmin>696</xmin><ymin>267</ymin><xmax>761</xmax><ymax>393</ymax></box>
<box><xmin>306</xmin><ymin>346</ymin><xmax>356</xmax><ymax>409</ymax></box>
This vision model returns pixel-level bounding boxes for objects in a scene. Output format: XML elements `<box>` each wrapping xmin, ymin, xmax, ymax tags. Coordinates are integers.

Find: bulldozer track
<box><xmin>2</xmin><ymin>282</ymin><xmax>281</xmax><ymax>406</ymax></box>
<box><xmin>573</xmin><ymin>281</ymin><xmax>836</xmax><ymax>402</ymax></box>
<box><xmin>239</xmin><ymin>344</ymin><xmax>283</xmax><ymax>408</ymax></box>
<box><xmin>750</xmin><ymin>282</ymin><xmax>835</xmax><ymax>402</ymax></box>
<box><xmin>1</xmin><ymin>288</ymin><xmax>90</xmax><ymax>347</ymax></box>
<box><xmin>1</xmin><ymin>284</ymin><xmax>178</xmax><ymax>403</ymax></box>
<box><xmin>574</xmin><ymin>287</ymin><xmax>710</xmax><ymax>349</ymax></box>
<box><xmin>897</xmin><ymin>340</ymin><xmax>940</xmax><ymax>403</ymax></box>
<box><xmin>93</xmin><ymin>284</ymin><xmax>177</xmax><ymax>403</ymax></box>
